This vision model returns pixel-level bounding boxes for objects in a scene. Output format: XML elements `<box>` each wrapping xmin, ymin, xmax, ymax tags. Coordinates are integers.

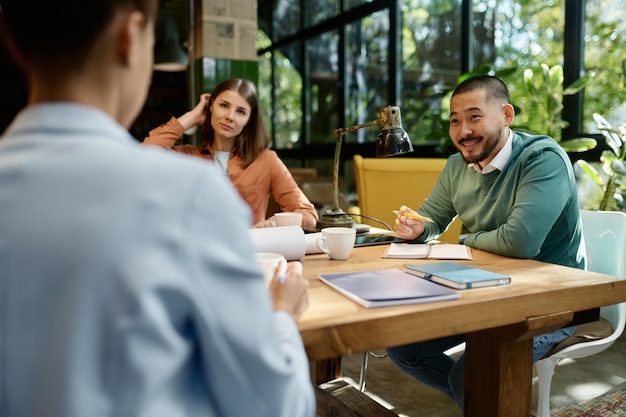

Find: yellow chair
<box><xmin>353</xmin><ymin>154</ymin><xmax>463</xmax><ymax>244</ymax></box>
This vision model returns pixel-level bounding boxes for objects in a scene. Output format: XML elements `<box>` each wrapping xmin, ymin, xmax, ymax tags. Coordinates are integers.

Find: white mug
<box><xmin>316</xmin><ymin>227</ymin><xmax>357</xmax><ymax>260</ymax></box>
<box><xmin>272</xmin><ymin>212</ymin><xmax>303</xmax><ymax>227</ymax></box>
<box><xmin>255</xmin><ymin>252</ymin><xmax>286</xmax><ymax>285</ymax></box>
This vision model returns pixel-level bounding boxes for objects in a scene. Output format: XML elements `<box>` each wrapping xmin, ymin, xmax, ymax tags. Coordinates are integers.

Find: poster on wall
<box><xmin>202</xmin><ymin>0</ymin><xmax>257</xmax><ymax>60</ymax></box>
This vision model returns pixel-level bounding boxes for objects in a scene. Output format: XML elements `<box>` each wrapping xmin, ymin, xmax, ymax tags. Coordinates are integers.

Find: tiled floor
<box><xmin>339</xmin><ymin>331</ymin><xmax>626</xmax><ymax>417</ymax></box>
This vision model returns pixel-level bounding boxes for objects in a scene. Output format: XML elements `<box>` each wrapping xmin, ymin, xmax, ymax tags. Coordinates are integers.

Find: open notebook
<box><xmin>382</xmin><ymin>243</ymin><xmax>473</xmax><ymax>260</ymax></box>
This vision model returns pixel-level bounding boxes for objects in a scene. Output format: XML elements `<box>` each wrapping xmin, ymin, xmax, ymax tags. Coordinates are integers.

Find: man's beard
<box><xmin>459</xmin><ymin>131</ymin><xmax>502</xmax><ymax>164</ymax></box>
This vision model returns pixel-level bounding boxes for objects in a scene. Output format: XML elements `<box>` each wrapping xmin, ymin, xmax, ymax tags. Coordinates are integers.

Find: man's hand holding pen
<box><xmin>393</xmin><ymin>205</ymin><xmax>430</xmax><ymax>240</ymax></box>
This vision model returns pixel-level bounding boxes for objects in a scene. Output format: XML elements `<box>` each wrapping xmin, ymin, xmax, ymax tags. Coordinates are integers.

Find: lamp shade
<box><xmin>375</xmin><ymin>106</ymin><xmax>413</xmax><ymax>157</ymax></box>
<box><xmin>154</xmin><ymin>15</ymin><xmax>188</xmax><ymax>72</ymax></box>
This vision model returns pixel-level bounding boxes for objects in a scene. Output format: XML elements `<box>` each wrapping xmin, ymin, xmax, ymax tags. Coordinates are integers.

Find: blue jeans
<box><xmin>386</xmin><ymin>326</ymin><xmax>574</xmax><ymax>408</ymax></box>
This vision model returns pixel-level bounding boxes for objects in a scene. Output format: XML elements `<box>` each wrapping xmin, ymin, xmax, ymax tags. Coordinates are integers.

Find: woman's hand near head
<box><xmin>177</xmin><ymin>93</ymin><xmax>211</xmax><ymax>131</ymax></box>
<box><xmin>268</xmin><ymin>260</ymin><xmax>309</xmax><ymax>321</ymax></box>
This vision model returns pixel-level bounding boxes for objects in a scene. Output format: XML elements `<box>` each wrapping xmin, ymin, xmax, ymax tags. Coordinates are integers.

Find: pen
<box><xmin>276</xmin><ymin>259</ymin><xmax>288</xmax><ymax>284</ymax></box>
<box><xmin>392</xmin><ymin>210</ymin><xmax>434</xmax><ymax>222</ymax></box>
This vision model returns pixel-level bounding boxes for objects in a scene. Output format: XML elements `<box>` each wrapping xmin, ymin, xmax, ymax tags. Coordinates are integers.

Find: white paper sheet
<box><xmin>249</xmin><ymin>226</ymin><xmax>307</xmax><ymax>260</ymax></box>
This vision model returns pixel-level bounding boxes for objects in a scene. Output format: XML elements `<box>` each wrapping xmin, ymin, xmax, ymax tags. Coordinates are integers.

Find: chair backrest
<box><xmin>580</xmin><ymin>209</ymin><xmax>626</xmax><ymax>332</ymax></box>
<box><xmin>353</xmin><ymin>154</ymin><xmax>463</xmax><ymax>244</ymax></box>
<box><xmin>580</xmin><ymin>209</ymin><xmax>626</xmax><ymax>278</ymax></box>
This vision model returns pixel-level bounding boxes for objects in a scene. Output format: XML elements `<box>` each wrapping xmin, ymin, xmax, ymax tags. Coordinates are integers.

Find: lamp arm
<box><xmin>332</xmin><ymin>119</ymin><xmax>382</xmax><ymax>139</ymax></box>
<box><xmin>331</xmin><ymin>119</ymin><xmax>382</xmax><ymax>210</ymax></box>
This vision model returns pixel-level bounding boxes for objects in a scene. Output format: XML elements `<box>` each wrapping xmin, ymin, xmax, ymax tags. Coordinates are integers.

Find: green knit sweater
<box><xmin>417</xmin><ymin>131</ymin><xmax>586</xmax><ymax>269</ymax></box>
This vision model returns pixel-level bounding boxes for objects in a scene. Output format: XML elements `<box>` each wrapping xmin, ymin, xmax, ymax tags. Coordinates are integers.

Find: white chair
<box><xmin>534</xmin><ymin>209</ymin><xmax>626</xmax><ymax>417</ymax></box>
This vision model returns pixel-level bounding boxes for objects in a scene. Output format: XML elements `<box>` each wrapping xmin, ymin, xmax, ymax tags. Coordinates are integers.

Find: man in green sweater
<box><xmin>389</xmin><ymin>75</ymin><xmax>586</xmax><ymax>408</ymax></box>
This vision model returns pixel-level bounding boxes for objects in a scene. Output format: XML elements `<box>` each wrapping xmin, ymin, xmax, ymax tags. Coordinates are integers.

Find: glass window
<box><xmin>401</xmin><ymin>1</ymin><xmax>461</xmax><ymax>147</ymax></box>
<box><xmin>344</xmin><ymin>0</ymin><xmax>372</xmax><ymax>10</ymax></box>
<box><xmin>307</xmin><ymin>0</ymin><xmax>340</xmax><ymax>27</ymax></box>
<box><xmin>258</xmin><ymin>31</ymin><xmax>302</xmax><ymax>149</ymax></box>
<box><xmin>490</xmin><ymin>0</ymin><xmax>567</xmax><ymax>141</ymax></box>
<box><xmin>584</xmin><ymin>0</ymin><xmax>626</xmax><ymax>131</ymax></box>
<box><xmin>345</xmin><ymin>12</ymin><xmax>390</xmax><ymax>144</ymax></box>
<box><xmin>309</xmin><ymin>30</ymin><xmax>340</xmax><ymax>145</ymax></box>
<box><xmin>272</xmin><ymin>0</ymin><xmax>301</xmax><ymax>39</ymax></box>
<box><xmin>491</xmin><ymin>1</ymin><xmax>564</xmax><ymax>69</ymax></box>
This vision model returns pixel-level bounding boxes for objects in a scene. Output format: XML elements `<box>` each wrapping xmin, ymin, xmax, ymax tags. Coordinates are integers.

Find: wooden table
<box><xmin>298</xmin><ymin>245</ymin><xmax>626</xmax><ymax>417</ymax></box>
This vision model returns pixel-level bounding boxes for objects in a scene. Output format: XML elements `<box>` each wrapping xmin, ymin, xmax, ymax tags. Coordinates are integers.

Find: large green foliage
<box><xmin>258</xmin><ymin>0</ymin><xmax>626</xmax><ymax>154</ymax></box>
<box><xmin>571</xmin><ymin>59</ymin><xmax>626</xmax><ymax>212</ymax></box>
<box><xmin>510</xmin><ymin>63</ymin><xmax>594</xmax><ymax>142</ymax></box>
<box><xmin>575</xmin><ymin>114</ymin><xmax>626</xmax><ymax>211</ymax></box>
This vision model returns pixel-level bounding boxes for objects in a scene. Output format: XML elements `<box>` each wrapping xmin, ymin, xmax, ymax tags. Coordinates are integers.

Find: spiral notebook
<box><xmin>318</xmin><ymin>268</ymin><xmax>461</xmax><ymax>308</ymax></box>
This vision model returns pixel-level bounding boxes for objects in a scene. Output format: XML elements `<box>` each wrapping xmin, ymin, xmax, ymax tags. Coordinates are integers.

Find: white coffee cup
<box><xmin>272</xmin><ymin>212</ymin><xmax>303</xmax><ymax>227</ymax></box>
<box><xmin>316</xmin><ymin>227</ymin><xmax>357</xmax><ymax>260</ymax></box>
<box><xmin>255</xmin><ymin>252</ymin><xmax>286</xmax><ymax>285</ymax></box>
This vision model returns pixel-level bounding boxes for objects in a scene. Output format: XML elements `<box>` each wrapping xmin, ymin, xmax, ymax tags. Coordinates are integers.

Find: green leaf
<box><xmin>548</xmin><ymin>93</ymin><xmax>564</xmax><ymax>114</ymax></box>
<box><xmin>523</xmin><ymin>69</ymin><xmax>538</xmax><ymax>96</ymax></box>
<box><xmin>547</xmin><ymin>64</ymin><xmax>564</xmax><ymax>89</ymax></box>
<box><xmin>601</xmin><ymin>150</ymin><xmax>618</xmax><ymax>174</ymax></box>
<box><xmin>612</xmin><ymin>159</ymin><xmax>626</xmax><ymax>176</ymax></box>
<box><xmin>560</xmin><ymin>138</ymin><xmax>598</xmax><ymax>153</ymax></box>
<box><xmin>458</xmin><ymin>64</ymin><xmax>493</xmax><ymax>83</ymax></box>
<box><xmin>600</xmin><ymin>128</ymin><xmax>623</xmax><ymax>157</ymax></box>
<box><xmin>494</xmin><ymin>66</ymin><xmax>519</xmax><ymax>79</ymax></box>
<box><xmin>562</xmin><ymin>72</ymin><xmax>595</xmax><ymax>96</ymax></box>
<box><xmin>541</xmin><ymin>63</ymin><xmax>551</xmax><ymax>80</ymax></box>
<box><xmin>575</xmin><ymin>160</ymin><xmax>604</xmax><ymax>187</ymax></box>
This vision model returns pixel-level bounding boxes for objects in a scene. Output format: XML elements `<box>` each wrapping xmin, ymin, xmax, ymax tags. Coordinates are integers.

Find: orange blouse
<box><xmin>143</xmin><ymin>118</ymin><xmax>318</xmax><ymax>227</ymax></box>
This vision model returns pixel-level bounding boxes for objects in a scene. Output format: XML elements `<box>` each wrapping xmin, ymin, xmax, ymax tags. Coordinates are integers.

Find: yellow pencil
<box><xmin>392</xmin><ymin>210</ymin><xmax>433</xmax><ymax>222</ymax></box>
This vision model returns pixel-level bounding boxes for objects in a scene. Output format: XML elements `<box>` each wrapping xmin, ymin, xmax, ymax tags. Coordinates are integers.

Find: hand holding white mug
<box><xmin>269</xmin><ymin>261</ymin><xmax>309</xmax><ymax>321</ymax></box>
<box><xmin>255</xmin><ymin>252</ymin><xmax>287</xmax><ymax>285</ymax></box>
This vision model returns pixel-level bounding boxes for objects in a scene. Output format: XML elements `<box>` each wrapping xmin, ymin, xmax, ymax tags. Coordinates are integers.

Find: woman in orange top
<box><xmin>143</xmin><ymin>78</ymin><xmax>318</xmax><ymax>228</ymax></box>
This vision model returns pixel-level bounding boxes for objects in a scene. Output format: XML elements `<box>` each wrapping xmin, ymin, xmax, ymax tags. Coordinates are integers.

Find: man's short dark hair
<box><xmin>452</xmin><ymin>75</ymin><xmax>510</xmax><ymax>104</ymax></box>
<box><xmin>0</xmin><ymin>0</ymin><xmax>157</xmax><ymax>68</ymax></box>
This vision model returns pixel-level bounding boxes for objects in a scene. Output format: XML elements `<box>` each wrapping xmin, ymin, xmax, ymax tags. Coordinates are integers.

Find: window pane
<box><xmin>309</xmin><ymin>30</ymin><xmax>340</xmax><ymax>145</ymax></box>
<box><xmin>307</xmin><ymin>0</ymin><xmax>340</xmax><ymax>27</ymax></box>
<box><xmin>344</xmin><ymin>10</ymin><xmax>390</xmax><ymax>143</ymax></box>
<box><xmin>273</xmin><ymin>0</ymin><xmax>301</xmax><ymax>39</ymax></box>
<box><xmin>471</xmin><ymin>0</ymin><xmax>496</xmax><ymax>68</ymax></box>
<box><xmin>491</xmin><ymin>0</ymin><xmax>566</xmax><ymax>140</ymax></box>
<box><xmin>259</xmin><ymin>37</ymin><xmax>303</xmax><ymax>150</ymax></box>
<box><xmin>344</xmin><ymin>0</ymin><xmax>372</xmax><ymax>10</ymax></box>
<box><xmin>345</xmin><ymin>12</ymin><xmax>390</xmax><ymax>144</ymax></box>
<box><xmin>584</xmin><ymin>0</ymin><xmax>626</xmax><ymax>131</ymax></box>
<box><xmin>401</xmin><ymin>1</ymin><xmax>461</xmax><ymax>146</ymax></box>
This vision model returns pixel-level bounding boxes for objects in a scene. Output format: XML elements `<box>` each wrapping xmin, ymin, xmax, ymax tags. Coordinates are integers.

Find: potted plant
<box><xmin>563</xmin><ymin>59</ymin><xmax>626</xmax><ymax>212</ymax></box>
<box><xmin>511</xmin><ymin>63</ymin><xmax>594</xmax><ymax>144</ymax></box>
<box><xmin>573</xmin><ymin>113</ymin><xmax>626</xmax><ymax>211</ymax></box>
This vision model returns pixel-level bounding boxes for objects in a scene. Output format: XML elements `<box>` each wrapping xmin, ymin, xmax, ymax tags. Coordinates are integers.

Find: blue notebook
<box><xmin>405</xmin><ymin>262</ymin><xmax>511</xmax><ymax>290</ymax></box>
<box><xmin>318</xmin><ymin>268</ymin><xmax>460</xmax><ymax>308</ymax></box>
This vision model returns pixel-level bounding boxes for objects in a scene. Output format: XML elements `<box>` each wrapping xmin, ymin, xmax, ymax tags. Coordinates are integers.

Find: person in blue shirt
<box><xmin>0</xmin><ymin>1</ymin><xmax>315</xmax><ymax>416</ymax></box>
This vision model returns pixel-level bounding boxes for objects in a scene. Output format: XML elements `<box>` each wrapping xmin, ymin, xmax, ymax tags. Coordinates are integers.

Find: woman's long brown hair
<box><xmin>200</xmin><ymin>78</ymin><xmax>270</xmax><ymax>168</ymax></box>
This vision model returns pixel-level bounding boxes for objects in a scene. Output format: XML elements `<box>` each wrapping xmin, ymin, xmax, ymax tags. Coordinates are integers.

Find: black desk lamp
<box><xmin>316</xmin><ymin>105</ymin><xmax>414</xmax><ymax>230</ymax></box>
